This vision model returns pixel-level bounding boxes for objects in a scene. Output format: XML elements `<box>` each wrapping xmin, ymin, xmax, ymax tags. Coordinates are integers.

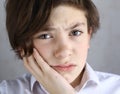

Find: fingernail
<box><xmin>21</xmin><ymin>49</ymin><xmax>25</xmax><ymax>57</ymax></box>
<box><xmin>33</xmin><ymin>48</ymin><xmax>36</xmax><ymax>53</ymax></box>
<box><xmin>33</xmin><ymin>48</ymin><xmax>37</xmax><ymax>55</ymax></box>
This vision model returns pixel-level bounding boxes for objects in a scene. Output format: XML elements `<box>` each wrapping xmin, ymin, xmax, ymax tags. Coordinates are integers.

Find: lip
<box><xmin>51</xmin><ymin>64</ymin><xmax>76</xmax><ymax>72</ymax></box>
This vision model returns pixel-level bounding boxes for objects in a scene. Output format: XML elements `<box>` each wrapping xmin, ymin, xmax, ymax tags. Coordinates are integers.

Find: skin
<box><xmin>23</xmin><ymin>5</ymin><xmax>92</xmax><ymax>94</ymax></box>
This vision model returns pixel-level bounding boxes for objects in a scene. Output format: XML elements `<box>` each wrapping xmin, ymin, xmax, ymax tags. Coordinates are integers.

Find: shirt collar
<box><xmin>30</xmin><ymin>63</ymin><xmax>100</xmax><ymax>91</ymax></box>
<box><xmin>30</xmin><ymin>75</ymin><xmax>37</xmax><ymax>91</ymax></box>
<box><xmin>86</xmin><ymin>63</ymin><xmax>100</xmax><ymax>84</ymax></box>
<box><xmin>75</xmin><ymin>63</ymin><xmax>100</xmax><ymax>91</ymax></box>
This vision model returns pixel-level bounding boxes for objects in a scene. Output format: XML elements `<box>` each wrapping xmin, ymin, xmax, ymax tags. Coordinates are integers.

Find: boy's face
<box><xmin>33</xmin><ymin>5</ymin><xmax>91</xmax><ymax>86</ymax></box>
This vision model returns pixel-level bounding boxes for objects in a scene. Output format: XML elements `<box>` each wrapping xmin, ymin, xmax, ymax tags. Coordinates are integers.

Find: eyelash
<box><xmin>37</xmin><ymin>33</ymin><xmax>53</xmax><ymax>39</ymax></box>
<box><xmin>37</xmin><ymin>30</ymin><xmax>83</xmax><ymax>39</ymax></box>
<box><xmin>69</xmin><ymin>30</ymin><xmax>83</xmax><ymax>36</ymax></box>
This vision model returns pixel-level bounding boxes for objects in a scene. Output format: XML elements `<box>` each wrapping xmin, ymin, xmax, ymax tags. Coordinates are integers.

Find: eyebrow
<box><xmin>66</xmin><ymin>22</ymin><xmax>85</xmax><ymax>30</ymax></box>
<box><xmin>41</xmin><ymin>22</ymin><xmax>85</xmax><ymax>32</ymax></box>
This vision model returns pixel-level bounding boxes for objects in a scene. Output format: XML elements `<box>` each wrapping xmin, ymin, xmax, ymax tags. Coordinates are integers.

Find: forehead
<box><xmin>46</xmin><ymin>5</ymin><xmax>87</xmax><ymax>28</ymax></box>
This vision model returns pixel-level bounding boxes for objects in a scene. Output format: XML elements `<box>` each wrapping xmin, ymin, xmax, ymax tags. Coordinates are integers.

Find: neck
<box><xmin>71</xmin><ymin>66</ymin><xmax>85</xmax><ymax>88</ymax></box>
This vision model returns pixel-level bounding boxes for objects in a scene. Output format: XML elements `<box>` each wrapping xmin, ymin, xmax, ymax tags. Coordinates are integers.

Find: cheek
<box><xmin>37</xmin><ymin>46</ymin><xmax>48</xmax><ymax>55</ymax></box>
<box><xmin>75</xmin><ymin>40</ymin><xmax>89</xmax><ymax>60</ymax></box>
<box><xmin>34</xmin><ymin>42</ymin><xmax>52</xmax><ymax>61</ymax></box>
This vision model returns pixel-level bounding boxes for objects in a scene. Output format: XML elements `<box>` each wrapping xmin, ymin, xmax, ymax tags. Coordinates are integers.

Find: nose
<box><xmin>54</xmin><ymin>38</ymin><xmax>72</xmax><ymax>60</ymax></box>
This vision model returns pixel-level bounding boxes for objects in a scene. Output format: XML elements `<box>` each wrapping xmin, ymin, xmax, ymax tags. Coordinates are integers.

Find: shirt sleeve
<box><xmin>0</xmin><ymin>80</ymin><xmax>7</xmax><ymax>94</ymax></box>
<box><xmin>0</xmin><ymin>74</ymin><xmax>33</xmax><ymax>94</ymax></box>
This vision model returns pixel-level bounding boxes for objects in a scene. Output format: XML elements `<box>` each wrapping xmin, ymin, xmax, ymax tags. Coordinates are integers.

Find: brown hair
<box><xmin>5</xmin><ymin>0</ymin><xmax>100</xmax><ymax>59</ymax></box>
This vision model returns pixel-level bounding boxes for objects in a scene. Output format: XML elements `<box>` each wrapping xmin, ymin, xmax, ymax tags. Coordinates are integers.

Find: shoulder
<box><xmin>96</xmin><ymin>71</ymin><xmax>120</xmax><ymax>82</ymax></box>
<box><xmin>95</xmin><ymin>71</ymin><xmax>120</xmax><ymax>93</ymax></box>
<box><xmin>0</xmin><ymin>73</ymin><xmax>32</xmax><ymax>94</ymax></box>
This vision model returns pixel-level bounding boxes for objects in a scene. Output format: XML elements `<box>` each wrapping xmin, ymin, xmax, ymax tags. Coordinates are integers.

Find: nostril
<box><xmin>54</xmin><ymin>50</ymin><xmax>72</xmax><ymax>59</ymax></box>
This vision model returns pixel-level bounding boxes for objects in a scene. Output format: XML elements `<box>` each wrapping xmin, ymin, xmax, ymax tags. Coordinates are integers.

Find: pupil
<box><xmin>73</xmin><ymin>30</ymin><xmax>79</xmax><ymax>35</ymax></box>
<box><xmin>45</xmin><ymin>35</ymin><xmax>49</xmax><ymax>38</ymax></box>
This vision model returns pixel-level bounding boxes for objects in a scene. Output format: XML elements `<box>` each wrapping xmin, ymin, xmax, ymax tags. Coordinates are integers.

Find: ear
<box><xmin>88</xmin><ymin>27</ymin><xmax>93</xmax><ymax>49</ymax></box>
<box><xmin>88</xmin><ymin>27</ymin><xmax>93</xmax><ymax>39</ymax></box>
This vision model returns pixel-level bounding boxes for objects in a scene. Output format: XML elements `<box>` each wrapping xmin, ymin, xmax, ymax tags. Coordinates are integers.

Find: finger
<box><xmin>33</xmin><ymin>48</ymin><xmax>51</xmax><ymax>72</ymax></box>
<box><xmin>23</xmin><ymin>56</ymin><xmax>43</xmax><ymax>79</ymax></box>
<box><xmin>28</xmin><ymin>55</ymin><xmax>43</xmax><ymax>75</ymax></box>
<box><xmin>23</xmin><ymin>57</ymin><xmax>35</xmax><ymax>75</ymax></box>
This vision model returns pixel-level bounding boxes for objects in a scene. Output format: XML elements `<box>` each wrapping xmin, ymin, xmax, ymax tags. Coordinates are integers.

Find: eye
<box><xmin>37</xmin><ymin>33</ymin><xmax>52</xmax><ymax>39</ymax></box>
<box><xmin>70</xmin><ymin>30</ymin><xmax>82</xmax><ymax>36</ymax></box>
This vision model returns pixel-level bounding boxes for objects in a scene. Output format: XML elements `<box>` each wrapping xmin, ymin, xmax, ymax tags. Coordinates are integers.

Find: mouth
<box><xmin>51</xmin><ymin>64</ymin><xmax>76</xmax><ymax>72</ymax></box>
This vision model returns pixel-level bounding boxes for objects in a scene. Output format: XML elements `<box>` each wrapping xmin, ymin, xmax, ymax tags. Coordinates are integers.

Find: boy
<box><xmin>0</xmin><ymin>0</ymin><xmax>120</xmax><ymax>94</ymax></box>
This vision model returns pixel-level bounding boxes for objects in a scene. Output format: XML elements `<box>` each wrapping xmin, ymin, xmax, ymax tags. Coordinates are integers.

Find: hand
<box><xmin>23</xmin><ymin>48</ymin><xmax>75</xmax><ymax>94</ymax></box>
